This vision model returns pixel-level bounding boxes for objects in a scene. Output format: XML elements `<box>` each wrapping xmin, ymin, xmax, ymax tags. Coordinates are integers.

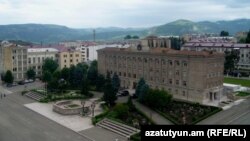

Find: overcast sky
<box><xmin>0</xmin><ymin>0</ymin><xmax>249</xmax><ymax>28</ymax></box>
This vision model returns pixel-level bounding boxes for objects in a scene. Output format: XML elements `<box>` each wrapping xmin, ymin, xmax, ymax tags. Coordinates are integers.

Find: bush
<box><xmin>113</xmin><ymin>104</ymin><xmax>129</xmax><ymax>119</ymax></box>
<box><xmin>130</xmin><ymin>133</ymin><xmax>141</xmax><ymax>141</ymax></box>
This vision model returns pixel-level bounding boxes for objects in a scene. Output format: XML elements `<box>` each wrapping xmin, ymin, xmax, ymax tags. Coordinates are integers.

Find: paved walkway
<box><xmin>133</xmin><ymin>100</ymin><xmax>173</xmax><ymax>125</ymax></box>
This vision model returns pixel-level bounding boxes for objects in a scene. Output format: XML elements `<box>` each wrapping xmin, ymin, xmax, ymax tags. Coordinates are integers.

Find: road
<box><xmin>0</xmin><ymin>91</ymin><xmax>90</xmax><ymax>141</ymax></box>
<box><xmin>198</xmin><ymin>98</ymin><xmax>250</xmax><ymax>125</ymax></box>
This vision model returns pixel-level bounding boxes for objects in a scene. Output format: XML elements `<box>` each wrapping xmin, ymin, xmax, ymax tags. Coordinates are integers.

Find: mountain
<box><xmin>0</xmin><ymin>19</ymin><xmax>249</xmax><ymax>43</ymax></box>
<box><xmin>151</xmin><ymin>19</ymin><xmax>250</xmax><ymax>36</ymax></box>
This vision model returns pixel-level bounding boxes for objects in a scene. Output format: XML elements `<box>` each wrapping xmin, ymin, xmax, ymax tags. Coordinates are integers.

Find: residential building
<box><xmin>0</xmin><ymin>43</ymin><xmax>28</xmax><ymax>81</ymax></box>
<box><xmin>79</xmin><ymin>43</ymin><xmax>130</xmax><ymax>62</ymax></box>
<box><xmin>55</xmin><ymin>46</ymin><xmax>81</xmax><ymax>69</ymax></box>
<box><xmin>97</xmin><ymin>45</ymin><xmax>224</xmax><ymax>104</ymax></box>
<box><xmin>27</xmin><ymin>47</ymin><xmax>58</xmax><ymax>76</ymax></box>
<box><xmin>182</xmin><ymin>42</ymin><xmax>250</xmax><ymax>70</ymax></box>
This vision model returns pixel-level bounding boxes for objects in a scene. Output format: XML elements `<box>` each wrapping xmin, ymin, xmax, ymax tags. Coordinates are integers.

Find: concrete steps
<box><xmin>97</xmin><ymin>118</ymin><xmax>140</xmax><ymax>138</ymax></box>
<box><xmin>25</xmin><ymin>92</ymin><xmax>45</xmax><ymax>101</ymax></box>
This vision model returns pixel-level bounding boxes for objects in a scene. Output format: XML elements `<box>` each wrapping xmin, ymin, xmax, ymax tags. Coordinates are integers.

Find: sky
<box><xmin>0</xmin><ymin>0</ymin><xmax>250</xmax><ymax>28</ymax></box>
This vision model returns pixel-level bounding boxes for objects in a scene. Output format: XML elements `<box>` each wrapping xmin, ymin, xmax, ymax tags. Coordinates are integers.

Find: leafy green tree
<box><xmin>4</xmin><ymin>70</ymin><xmax>14</xmax><ymax>84</ymax></box>
<box><xmin>42</xmin><ymin>58</ymin><xmax>58</xmax><ymax>74</ymax></box>
<box><xmin>61</xmin><ymin>67</ymin><xmax>70</xmax><ymax>81</ymax></box>
<box><xmin>138</xmin><ymin>84</ymin><xmax>149</xmax><ymax>102</ymax></box>
<box><xmin>124</xmin><ymin>35</ymin><xmax>132</xmax><ymax>40</ymax></box>
<box><xmin>96</xmin><ymin>74</ymin><xmax>105</xmax><ymax>91</ymax></box>
<box><xmin>103</xmin><ymin>72</ymin><xmax>117</xmax><ymax>107</ymax></box>
<box><xmin>135</xmin><ymin>78</ymin><xmax>145</xmax><ymax>97</ymax></box>
<box><xmin>26</xmin><ymin>68</ymin><xmax>36</xmax><ymax>80</ymax></box>
<box><xmin>220</xmin><ymin>31</ymin><xmax>229</xmax><ymax>37</ymax></box>
<box><xmin>246</xmin><ymin>30</ymin><xmax>250</xmax><ymax>43</ymax></box>
<box><xmin>87</xmin><ymin>60</ymin><xmax>98</xmax><ymax>85</ymax></box>
<box><xmin>224</xmin><ymin>50</ymin><xmax>240</xmax><ymax>74</ymax></box>
<box><xmin>42</xmin><ymin>71</ymin><xmax>52</xmax><ymax>82</ymax></box>
<box><xmin>112</xmin><ymin>73</ymin><xmax>120</xmax><ymax>93</ymax></box>
<box><xmin>81</xmin><ymin>76</ymin><xmax>90</xmax><ymax>97</ymax></box>
<box><xmin>144</xmin><ymin>89</ymin><xmax>172</xmax><ymax>110</ymax></box>
<box><xmin>132</xmin><ymin>35</ymin><xmax>139</xmax><ymax>39</ymax></box>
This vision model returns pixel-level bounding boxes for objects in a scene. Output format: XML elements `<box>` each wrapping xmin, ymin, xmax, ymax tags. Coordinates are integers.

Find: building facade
<box><xmin>97</xmin><ymin>46</ymin><xmax>224</xmax><ymax>104</ymax></box>
<box><xmin>0</xmin><ymin>44</ymin><xmax>28</xmax><ymax>81</ymax></box>
<box><xmin>141</xmin><ymin>36</ymin><xmax>171</xmax><ymax>48</ymax></box>
<box><xmin>56</xmin><ymin>47</ymin><xmax>81</xmax><ymax>69</ymax></box>
<box><xmin>27</xmin><ymin>48</ymin><xmax>58</xmax><ymax>76</ymax></box>
<box><xmin>182</xmin><ymin>43</ymin><xmax>250</xmax><ymax>70</ymax></box>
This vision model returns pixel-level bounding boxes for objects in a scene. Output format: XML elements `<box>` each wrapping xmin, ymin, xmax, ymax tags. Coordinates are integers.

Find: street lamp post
<box><xmin>91</xmin><ymin>102</ymin><xmax>96</xmax><ymax>117</ymax></box>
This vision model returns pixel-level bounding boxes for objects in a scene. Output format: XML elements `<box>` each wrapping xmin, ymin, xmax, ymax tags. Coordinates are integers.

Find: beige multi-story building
<box><xmin>56</xmin><ymin>47</ymin><xmax>81</xmax><ymax>69</ymax></box>
<box><xmin>97</xmin><ymin>45</ymin><xmax>224</xmax><ymax>104</ymax></box>
<box><xmin>27</xmin><ymin>47</ymin><xmax>58</xmax><ymax>76</ymax></box>
<box><xmin>0</xmin><ymin>43</ymin><xmax>28</xmax><ymax>81</ymax></box>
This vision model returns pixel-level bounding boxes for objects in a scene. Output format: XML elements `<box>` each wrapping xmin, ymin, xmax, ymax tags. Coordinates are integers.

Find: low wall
<box><xmin>53</xmin><ymin>100</ymin><xmax>82</xmax><ymax>115</ymax></box>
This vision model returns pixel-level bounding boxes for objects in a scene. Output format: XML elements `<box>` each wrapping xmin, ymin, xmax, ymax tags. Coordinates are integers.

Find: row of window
<box><xmin>63</xmin><ymin>54</ymin><xmax>80</xmax><ymax>58</ymax></box>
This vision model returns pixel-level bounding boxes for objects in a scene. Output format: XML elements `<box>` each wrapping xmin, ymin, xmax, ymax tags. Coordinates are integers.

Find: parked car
<box><xmin>131</xmin><ymin>93</ymin><xmax>138</xmax><ymax>99</ymax></box>
<box><xmin>116</xmin><ymin>90</ymin><xmax>129</xmax><ymax>97</ymax></box>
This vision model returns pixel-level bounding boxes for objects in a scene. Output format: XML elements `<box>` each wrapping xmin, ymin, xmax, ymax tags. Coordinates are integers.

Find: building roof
<box><xmin>30</xmin><ymin>45</ymin><xmax>79</xmax><ymax>52</ymax></box>
<box><xmin>28</xmin><ymin>48</ymin><xmax>58</xmax><ymax>53</ymax></box>
<box><xmin>98</xmin><ymin>47</ymin><xmax>224</xmax><ymax>57</ymax></box>
<box><xmin>183</xmin><ymin>43</ymin><xmax>250</xmax><ymax>48</ymax></box>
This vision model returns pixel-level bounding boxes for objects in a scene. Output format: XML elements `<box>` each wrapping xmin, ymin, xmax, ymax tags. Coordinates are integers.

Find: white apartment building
<box><xmin>79</xmin><ymin>44</ymin><xmax>131</xmax><ymax>62</ymax></box>
<box><xmin>27</xmin><ymin>48</ymin><xmax>58</xmax><ymax>76</ymax></box>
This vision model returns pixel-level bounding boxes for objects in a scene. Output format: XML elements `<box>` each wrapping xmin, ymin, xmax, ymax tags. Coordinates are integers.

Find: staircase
<box><xmin>25</xmin><ymin>91</ymin><xmax>45</xmax><ymax>101</ymax></box>
<box><xmin>97</xmin><ymin>118</ymin><xmax>140</xmax><ymax>138</ymax></box>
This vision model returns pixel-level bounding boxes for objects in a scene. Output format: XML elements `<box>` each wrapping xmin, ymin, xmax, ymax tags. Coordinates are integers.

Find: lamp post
<box><xmin>81</xmin><ymin>100</ymin><xmax>85</xmax><ymax>116</ymax></box>
<box><xmin>91</xmin><ymin>102</ymin><xmax>96</xmax><ymax>117</ymax></box>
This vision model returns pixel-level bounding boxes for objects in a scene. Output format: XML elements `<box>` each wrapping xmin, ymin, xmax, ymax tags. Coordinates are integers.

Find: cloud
<box><xmin>0</xmin><ymin>0</ymin><xmax>249</xmax><ymax>28</ymax></box>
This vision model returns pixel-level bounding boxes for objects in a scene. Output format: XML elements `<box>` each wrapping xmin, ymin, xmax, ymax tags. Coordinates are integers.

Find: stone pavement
<box><xmin>24</xmin><ymin>100</ymin><xmax>103</xmax><ymax>132</ymax></box>
<box><xmin>133</xmin><ymin>100</ymin><xmax>173</xmax><ymax>125</ymax></box>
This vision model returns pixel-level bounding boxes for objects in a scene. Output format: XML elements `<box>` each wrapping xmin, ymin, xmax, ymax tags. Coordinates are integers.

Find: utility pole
<box><xmin>93</xmin><ymin>29</ymin><xmax>96</xmax><ymax>42</ymax></box>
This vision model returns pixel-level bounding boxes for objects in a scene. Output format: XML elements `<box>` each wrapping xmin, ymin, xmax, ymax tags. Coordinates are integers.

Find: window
<box><xmin>169</xmin><ymin>60</ymin><xmax>173</xmax><ymax>66</ymax></box>
<box><xmin>64</xmin><ymin>65</ymin><xmax>67</xmax><ymax>68</ymax></box>
<box><xmin>176</xmin><ymin>70</ymin><xmax>180</xmax><ymax>76</ymax></box>
<box><xmin>183</xmin><ymin>91</ymin><xmax>186</xmax><ymax>96</ymax></box>
<box><xmin>168</xmin><ymin>88</ymin><xmax>172</xmax><ymax>93</ymax></box>
<box><xmin>76</xmin><ymin>54</ymin><xmax>79</xmax><ymax>57</ymax></box>
<box><xmin>70</xmin><ymin>54</ymin><xmax>73</xmax><ymax>57</ymax></box>
<box><xmin>175</xmin><ymin>89</ymin><xmax>178</xmax><ymax>94</ymax></box>
<box><xmin>76</xmin><ymin>59</ymin><xmax>78</xmax><ymax>62</ymax></box>
<box><xmin>64</xmin><ymin>55</ymin><xmax>67</xmax><ymax>58</ymax></box>
<box><xmin>175</xmin><ymin>60</ymin><xmax>180</xmax><ymax>66</ymax></box>
<box><xmin>119</xmin><ymin>72</ymin><xmax>121</xmax><ymax>76</ymax></box>
<box><xmin>64</xmin><ymin>60</ymin><xmax>67</xmax><ymax>63</ymax></box>
<box><xmin>176</xmin><ymin>80</ymin><xmax>179</xmax><ymax>85</ymax></box>
<box><xmin>133</xmin><ymin>74</ymin><xmax>136</xmax><ymax>78</ymax></box>
<box><xmin>183</xmin><ymin>81</ymin><xmax>187</xmax><ymax>86</ymax></box>
<box><xmin>183</xmin><ymin>61</ymin><xmax>188</xmax><ymax>67</ymax></box>
<box><xmin>169</xmin><ymin>79</ymin><xmax>172</xmax><ymax>84</ymax></box>
<box><xmin>124</xmin><ymin>72</ymin><xmax>126</xmax><ymax>77</ymax></box>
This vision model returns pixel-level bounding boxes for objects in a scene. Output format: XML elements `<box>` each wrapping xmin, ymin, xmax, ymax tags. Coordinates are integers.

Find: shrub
<box><xmin>113</xmin><ymin>104</ymin><xmax>129</xmax><ymax>120</ymax></box>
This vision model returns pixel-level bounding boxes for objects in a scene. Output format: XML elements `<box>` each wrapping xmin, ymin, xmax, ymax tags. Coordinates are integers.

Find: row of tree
<box><xmin>124</xmin><ymin>35</ymin><xmax>139</xmax><ymax>40</ymax></box>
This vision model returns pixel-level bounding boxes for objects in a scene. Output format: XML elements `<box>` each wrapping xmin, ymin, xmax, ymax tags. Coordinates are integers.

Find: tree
<box><xmin>42</xmin><ymin>71</ymin><xmax>52</xmax><ymax>83</ymax></box>
<box><xmin>61</xmin><ymin>67</ymin><xmax>70</xmax><ymax>81</ymax></box>
<box><xmin>124</xmin><ymin>35</ymin><xmax>132</xmax><ymax>40</ymax></box>
<box><xmin>87</xmin><ymin>60</ymin><xmax>98</xmax><ymax>85</ymax></box>
<box><xmin>113</xmin><ymin>104</ymin><xmax>129</xmax><ymax>120</ymax></box>
<box><xmin>81</xmin><ymin>75</ymin><xmax>90</xmax><ymax>97</ymax></box>
<box><xmin>144</xmin><ymin>89</ymin><xmax>172</xmax><ymax>110</ymax></box>
<box><xmin>103</xmin><ymin>73</ymin><xmax>117</xmax><ymax>106</ymax></box>
<box><xmin>96</xmin><ymin>74</ymin><xmax>105</xmax><ymax>91</ymax></box>
<box><xmin>220</xmin><ymin>31</ymin><xmax>229</xmax><ymax>37</ymax></box>
<box><xmin>4</xmin><ymin>70</ymin><xmax>14</xmax><ymax>84</ymax></box>
<box><xmin>112</xmin><ymin>73</ymin><xmax>120</xmax><ymax>93</ymax></box>
<box><xmin>42</xmin><ymin>58</ymin><xmax>58</xmax><ymax>74</ymax></box>
<box><xmin>26</xmin><ymin>68</ymin><xmax>36</xmax><ymax>80</ymax></box>
<box><xmin>138</xmin><ymin>84</ymin><xmax>149</xmax><ymax>102</ymax></box>
<box><xmin>132</xmin><ymin>35</ymin><xmax>139</xmax><ymax>39</ymax></box>
<box><xmin>246</xmin><ymin>30</ymin><xmax>250</xmax><ymax>43</ymax></box>
<box><xmin>135</xmin><ymin>78</ymin><xmax>145</xmax><ymax>97</ymax></box>
<box><xmin>224</xmin><ymin>50</ymin><xmax>240</xmax><ymax>74</ymax></box>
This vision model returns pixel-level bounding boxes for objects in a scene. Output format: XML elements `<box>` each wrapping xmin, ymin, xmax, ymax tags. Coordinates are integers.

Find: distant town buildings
<box><xmin>182</xmin><ymin>42</ymin><xmax>250</xmax><ymax>70</ymax></box>
<box><xmin>97</xmin><ymin>36</ymin><xmax>225</xmax><ymax>104</ymax></box>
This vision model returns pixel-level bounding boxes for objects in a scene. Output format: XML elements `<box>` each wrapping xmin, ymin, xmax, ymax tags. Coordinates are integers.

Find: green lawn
<box><xmin>224</xmin><ymin>77</ymin><xmax>250</xmax><ymax>87</ymax></box>
<box><xmin>236</xmin><ymin>91</ymin><xmax>250</xmax><ymax>97</ymax></box>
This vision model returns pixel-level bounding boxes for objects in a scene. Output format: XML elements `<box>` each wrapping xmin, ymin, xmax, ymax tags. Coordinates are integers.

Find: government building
<box><xmin>97</xmin><ymin>37</ymin><xmax>225</xmax><ymax>104</ymax></box>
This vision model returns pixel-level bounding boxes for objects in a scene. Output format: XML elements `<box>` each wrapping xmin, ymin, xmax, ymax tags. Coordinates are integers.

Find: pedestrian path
<box><xmin>0</xmin><ymin>85</ymin><xmax>12</xmax><ymax>95</ymax></box>
<box><xmin>133</xmin><ymin>100</ymin><xmax>173</xmax><ymax>125</ymax></box>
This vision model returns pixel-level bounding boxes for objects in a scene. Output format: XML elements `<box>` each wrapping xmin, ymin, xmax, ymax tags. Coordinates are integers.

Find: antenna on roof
<box><xmin>93</xmin><ymin>29</ymin><xmax>96</xmax><ymax>42</ymax></box>
<box><xmin>40</xmin><ymin>41</ymin><xmax>43</xmax><ymax>47</ymax></box>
